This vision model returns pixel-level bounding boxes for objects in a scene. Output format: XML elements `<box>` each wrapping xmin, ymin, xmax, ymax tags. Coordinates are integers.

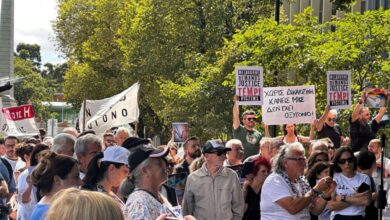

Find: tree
<box><xmin>13</xmin><ymin>57</ymin><xmax>55</xmax><ymax>119</ymax></box>
<box><xmin>15</xmin><ymin>43</ymin><xmax>42</xmax><ymax>69</ymax></box>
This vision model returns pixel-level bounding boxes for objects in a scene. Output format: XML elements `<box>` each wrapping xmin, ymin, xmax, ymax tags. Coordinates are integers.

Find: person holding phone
<box><xmin>328</xmin><ymin>147</ymin><xmax>372</xmax><ymax>220</ymax></box>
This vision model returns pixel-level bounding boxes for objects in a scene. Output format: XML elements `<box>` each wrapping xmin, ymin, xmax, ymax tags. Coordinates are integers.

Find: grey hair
<box><xmin>52</xmin><ymin>133</ymin><xmax>76</xmax><ymax>153</ymax></box>
<box><xmin>225</xmin><ymin>139</ymin><xmax>242</xmax><ymax>149</ymax></box>
<box><xmin>260</xmin><ymin>137</ymin><xmax>273</xmax><ymax>147</ymax></box>
<box><xmin>273</xmin><ymin>142</ymin><xmax>305</xmax><ymax>173</ymax></box>
<box><xmin>115</xmin><ymin>127</ymin><xmax>130</xmax><ymax>136</ymax></box>
<box><xmin>131</xmin><ymin>158</ymin><xmax>152</xmax><ymax>186</ymax></box>
<box><xmin>329</xmin><ymin>109</ymin><xmax>338</xmax><ymax>117</ymax></box>
<box><xmin>75</xmin><ymin>134</ymin><xmax>103</xmax><ymax>156</ymax></box>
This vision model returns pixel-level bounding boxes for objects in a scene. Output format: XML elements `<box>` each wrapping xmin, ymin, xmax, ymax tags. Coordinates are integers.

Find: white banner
<box><xmin>327</xmin><ymin>71</ymin><xmax>351</xmax><ymax>109</ymax></box>
<box><xmin>78</xmin><ymin>82</ymin><xmax>140</xmax><ymax>134</ymax></box>
<box><xmin>0</xmin><ymin>104</ymin><xmax>39</xmax><ymax>136</ymax></box>
<box><xmin>262</xmin><ymin>86</ymin><xmax>316</xmax><ymax>125</ymax></box>
<box><xmin>235</xmin><ymin>66</ymin><xmax>263</xmax><ymax>105</ymax></box>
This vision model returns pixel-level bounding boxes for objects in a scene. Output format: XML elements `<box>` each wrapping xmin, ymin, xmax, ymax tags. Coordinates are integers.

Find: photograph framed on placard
<box><xmin>172</xmin><ymin>122</ymin><xmax>189</xmax><ymax>143</ymax></box>
<box><xmin>365</xmin><ymin>88</ymin><xmax>388</xmax><ymax>108</ymax></box>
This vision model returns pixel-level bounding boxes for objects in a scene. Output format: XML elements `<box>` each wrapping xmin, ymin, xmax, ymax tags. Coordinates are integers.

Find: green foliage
<box><xmin>13</xmin><ymin>57</ymin><xmax>56</xmax><ymax>119</ymax></box>
<box><xmin>54</xmin><ymin>0</ymin><xmax>390</xmax><ymax>141</ymax></box>
<box><xmin>16</xmin><ymin>43</ymin><xmax>42</xmax><ymax>69</ymax></box>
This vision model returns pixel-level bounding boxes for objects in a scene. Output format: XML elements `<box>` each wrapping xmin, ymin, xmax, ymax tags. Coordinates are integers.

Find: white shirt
<box><xmin>261</xmin><ymin>172</ymin><xmax>310</xmax><ymax>220</ymax></box>
<box><xmin>16</xmin><ymin>167</ymin><xmax>37</xmax><ymax>220</ymax></box>
<box><xmin>331</xmin><ymin>172</ymin><xmax>370</xmax><ymax>218</ymax></box>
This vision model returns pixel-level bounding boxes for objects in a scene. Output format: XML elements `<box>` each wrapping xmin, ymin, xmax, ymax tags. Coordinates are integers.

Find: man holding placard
<box><xmin>233</xmin><ymin>96</ymin><xmax>262</xmax><ymax>159</ymax></box>
<box><xmin>350</xmin><ymin>93</ymin><xmax>387</xmax><ymax>152</ymax></box>
<box><xmin>316</xmin><ymin>105</ymin><xmax>347</xmax><ymax>149</ymax></box>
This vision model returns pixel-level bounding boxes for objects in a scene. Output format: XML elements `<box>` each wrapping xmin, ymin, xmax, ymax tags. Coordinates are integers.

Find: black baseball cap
<box><xmin>202</xmin><ymin>139</ymin><xmax>231</xmax><ymax>154</ymax></box>
<box><xmin>122</xmin><ymin>137</ymin><xmax>150</xmax><ymax>151</ymax></box>
<box><xmin>128</xmin><ymin>145</ymin><xmax>169</xmax><ymax>172</ymax></box>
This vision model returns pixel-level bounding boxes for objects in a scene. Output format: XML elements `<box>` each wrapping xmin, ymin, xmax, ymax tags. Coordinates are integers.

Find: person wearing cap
<box><xmin>182</xmin><ymin>139</ymin><xmax>244</xmax><ymax>220</ymax></box>
<box><xmin>233</xmin><ymin>95</ymin><xmax>262</xmax><ymax>159</ymax></box>
<box><xmin>174</xmin><ymin>136</ymin><xmax>201</xmax><ymax>175</ymax></box>
<box><xmin>125</xmin><ymin>145</ymin><xmax>183</xmax><ymax>219</ymax></box>
<box><xmin>82</xmin><ymin>146</ymin><xmax>130</xmax><ymax>215</ymax></box>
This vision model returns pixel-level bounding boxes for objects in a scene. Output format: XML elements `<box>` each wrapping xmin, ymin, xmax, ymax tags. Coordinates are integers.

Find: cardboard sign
<box><xmin>262</xmin><ymin>86</ymin><xmax>316</xmax><ymax>125</ymax></box>
<box><xmin>327</xmin><ymin>71</ymin><xmax>351</xmax><ymax>109</ymax></box>
<box><xmin>0</xmin><ymin>104</ymin><xmax>39</xmax><ymax>136</ymax></box>
<box><xmin>235</xmin><ymin>66</ymin><xmax>263</xmax><ymax>105</ymax></box>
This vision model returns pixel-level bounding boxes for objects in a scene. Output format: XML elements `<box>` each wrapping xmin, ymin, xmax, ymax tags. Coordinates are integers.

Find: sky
<box><xmin>14</xmin><ymin>0</ymin><xmax>65</xmax><ymax>64</ymax></box>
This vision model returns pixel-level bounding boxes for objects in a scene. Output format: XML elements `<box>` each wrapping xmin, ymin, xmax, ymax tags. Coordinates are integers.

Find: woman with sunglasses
<box><xmin>261</xmin><ymin>143</ymin><xmax>334</xmax><ymax>220</ymax></box>
<box><xmin>82</xmin><ymin>147</ymin><xmax>130</xmax><ymax>209</ymax></box>
<box><xmin>328</xmin><ymin>147</ymin><xmax>371</xmax><ymax>220</ymax></box>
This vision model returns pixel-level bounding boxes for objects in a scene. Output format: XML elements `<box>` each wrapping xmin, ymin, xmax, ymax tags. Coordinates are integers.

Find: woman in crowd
<box><xmin>15</xmin><ymin>143</ymin><xmax>34</xmax><ymax>174</ymax></box>
<box><xmin>307</xmin><ymin>151</ymin><xmax>329</xmax><ymax>171</ymax></box>
<box><xmin>261</xmin><ymin>143</ymin><xmax>334</xmax><ymax>219</ymax></box>
<box><xmin>45</xmin><ymin>188</ymin><xmax>124</xmax><ymax>220</ymax></box>
<box><xmin>242</xmin><ymin>156</ymin><xmax>271</xmax><ymax>220</ymax></box>
<box><xmin>279</xmin><ymin>124</ymin><xmax>312</xmax><ymax>144</ymax></box>
<box><xmin>328</xmin><ymin>147</ymin><xmax>371</xmax><ymax>220</ymax></box>
<box><xmin>356</xmin><ymin>150</ymin><xmax>378</xmax><ymax>220</ymax></box>
<box><xmin>17</xmin><ymin>144</ymin><xmax>49</xmax><ymax>220</ymax></box>
<box><xmin>82</xmin><ymin>146</ymin><xmax>130</xmax><ymax>209</ymax></box>
<box><xmin>29</xmin><ymin>152</ymin><xmax>81</xmax><ymax>220</ymax></box>
<box><xmin>306</xmin><ymin>162</ymin><xmax>332</xmax><ymax>220</ymax></box>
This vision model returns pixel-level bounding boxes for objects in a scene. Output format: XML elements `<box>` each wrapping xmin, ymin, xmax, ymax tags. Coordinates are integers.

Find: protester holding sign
<box><xmin>233</xmin><ymin>95</ymin><xmax>262</xmax><ymax>159</ymax></box>
<box><xmin>350</xmin><ymin>93</ymin><xmax>387</xmax><ymax>152</ymax></box>
<box><xmin>316</xmin><ymin>105</ymin><xmax>346</xmax><ymax>149</ymax></box>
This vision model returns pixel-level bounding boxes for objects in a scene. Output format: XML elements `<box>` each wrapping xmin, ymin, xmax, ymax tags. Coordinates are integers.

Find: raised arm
<box><xmin>374</xmin><ymin>107</ymin><xmax>387</xmax><ymax>124</ymax></box>
<box><xmin>263</xmin><ymin>123</ymin><xmax>270</xmax><ymax>137</ymax></box>
<box><xmin>351</xmin><ymin>93</ymin><xmax>365</xmax><ymax>122</ymax></box>
<box><xmin>233</xmin><ymin>95</ymin><xmax>240</xmax><ymax>130</ymax></box>
<box><xmin>316</xmin><ymin>105</ymin><xmax>331</xmax><ymax>132</ymax></box>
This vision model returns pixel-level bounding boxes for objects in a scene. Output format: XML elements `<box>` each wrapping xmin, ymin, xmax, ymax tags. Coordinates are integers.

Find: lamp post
<box><xmin>275</xmin><ymin>0</ymin><xmax>280</xmax><ymax>24</ymax></box>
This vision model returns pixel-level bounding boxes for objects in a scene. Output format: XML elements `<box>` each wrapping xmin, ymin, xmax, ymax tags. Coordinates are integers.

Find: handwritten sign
<box><xmin>262</xmin><ymin>86</ymin><xmax>316</xmax><ymax>125</ymax></box>
<box><xmin>327</xmin><ymin>71</ymin><xmax>351</xmax><ymax>109</ymax></box>
<box><xmin>235</xmin><ymin>66</ymin><xmax>263</xmax><ymax>105</ymax></box>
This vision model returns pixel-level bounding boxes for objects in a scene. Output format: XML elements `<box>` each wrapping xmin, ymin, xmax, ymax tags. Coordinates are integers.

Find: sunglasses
<box><xmin>209</xmin><ymin>151</ymin><xmax>226</xmax><ymax>156</ymax></box>
<box><xmin>246</xmin><ymin>117</ymin><xmax>256</xmax><ymax>121</ymax></box>
<box><xmin>328</xmin><ymin>118</ymin><xmax>336</xmax><ymax>122</ymax></box>
<box><xmin>286</xmin><ymin>157</ymin><xmax>306</xmax><ymax>162</ymax></box>
<box><xmin>338</xmin><ymin>157</ymin><xmax>354</xmax><ymax>164</ymax></box>
<box><xmin>328</xmin><ymin>146</ymin><xmax>335</xmax><ymax>150</ymax></box>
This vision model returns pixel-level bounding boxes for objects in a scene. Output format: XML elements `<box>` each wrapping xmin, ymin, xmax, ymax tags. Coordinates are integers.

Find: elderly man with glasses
<box><xmin>316</xmin><ymin>105</ymin><xmax>347</xmax><ymax>149</ymax></box>
<box><xmin>182</xmin><ymin>139</ymin><xmax>244</xmax><ymax>220</ymax></box>
<box><xmin>233</xmin><ymin>95</ymin><xmax>262</xmax><ymax>159</ymax></box>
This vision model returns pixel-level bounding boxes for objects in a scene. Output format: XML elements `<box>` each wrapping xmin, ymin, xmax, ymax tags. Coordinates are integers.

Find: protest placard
<box><xmin>172</xmin><ymin>122</ymin><xmax>189</xmax><ymax>143</ymax></box>
<box><xmin>327</xmin><ymin>71</ymin><xmax>351</xmax><ymax>109</ymax></box>
<box><xmin>235</xmin><ymin>66</ymin><xmax>263</xmax><ymax>105</ymax></box>
<box><xmin>0</xmin><ymin>104</ymin><xmax>39</xmax><ymax>136</ymax></box>
<box><xmin>262</xmin><ymin>85</ymin><xmax>316</xmax><ymax>125</ymax></box>
<box><xmin>365</xmin><ymin>88</ymin><xmax>389</xmax><ymax>108</ymax></box>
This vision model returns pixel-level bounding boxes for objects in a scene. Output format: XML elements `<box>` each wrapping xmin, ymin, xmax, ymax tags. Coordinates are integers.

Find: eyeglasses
<box><xmin>106</xmin><ymin>139</ymin><xmax>115</xmax><ymax>143</ymax></box>
<box><xmin>327</xmin><ymin>118</ymin><xmax>336</xmax><ymax>122</ymax></box>
<box><xmin>338</xmin><ymin>157</ymin><xmax>354</xmax><ymax>164</ymax></box>
<box><xmin>286</xmin><ymin>157</ymin><xmax>306</xmax><ymax>162</ymax></box>
<box><xmin>246</xmin><ymin>117</ymin><xmax>256</xmax><ymax>121</ymax></box>
<box><xmin>209</xmin><ymin>151</ymin><xmax>226</xmax><ymax>156</ymax></box>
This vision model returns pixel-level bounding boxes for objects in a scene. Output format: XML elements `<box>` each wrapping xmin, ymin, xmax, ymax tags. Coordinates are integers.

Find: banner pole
<box><xmin>83</xmin><ymin>99</ymin><xmax>86</xmax><ymax>132</ymax></box>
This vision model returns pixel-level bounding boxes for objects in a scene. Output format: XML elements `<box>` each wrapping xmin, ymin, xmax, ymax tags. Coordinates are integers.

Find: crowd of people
<box><xmin>0</xmin><ymin>93</ymin><xmax>387</xmax><ymax>220</ymax></box>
